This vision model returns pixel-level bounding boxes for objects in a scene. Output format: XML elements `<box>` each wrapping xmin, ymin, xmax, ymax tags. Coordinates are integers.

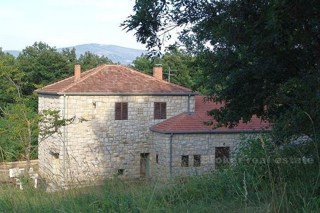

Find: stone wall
<box><xmin>152</xmin><ymin>132</ymin><xmax>256</xmax><ymax>179</ymax></box>
<box><xmin>38</xmin><ymin>94</ymin><xmax>195</xmax><ymax>185</ymax></box>
<box><xmin>38</xmin><ymin>95</ymin><xmax>64</xmax><ymax>184</ymax></box>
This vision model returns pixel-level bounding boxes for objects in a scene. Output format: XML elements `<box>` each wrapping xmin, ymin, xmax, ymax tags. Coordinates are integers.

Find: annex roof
<box><xmin>150</xmin><ymin>96</ymin><xmax>271</xmax><ymax>134</ymax></box>
<box><xmin>35</xmin><ymin>64</ymin><xmax>193</xmax><ymax>95</ymax></box>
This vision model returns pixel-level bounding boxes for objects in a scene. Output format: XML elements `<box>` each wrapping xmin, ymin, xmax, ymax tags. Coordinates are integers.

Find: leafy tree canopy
<box><xmin>0</xmin><ymin>51</ymin><xmax>24</xmax><ymax>109</ymax></box>
<box><xmin>17</xmin><ymin>42</ymin><xmax>71</xmax><ymax>95</ymax></box>
<box><xmin>78</xmin><ymin>51</ymin><xmax>113</xmax><ymax>71</ymax></box>
<box><xmin>132</xmin><ymin>47</ymin><xmax>201</xmax><ymax>90</ymax></box>
<box><xmin>124</xmin><ymin>0</ymin><xmax>320</xmax><ymax>140</ymax></box>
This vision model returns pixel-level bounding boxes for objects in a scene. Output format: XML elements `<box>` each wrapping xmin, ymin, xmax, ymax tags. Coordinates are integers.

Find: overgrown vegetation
<box><xmin>124</xmin><ymin>0</ymin><xmax>320</xmax><ymax>141</ymax></box>
<box><xmin>0</xmin><ymin>43</ymin><xmax>113</xmax><ymax>162</ymax></box>
<box><xmin>0</xmin><ymin>136</ymin><xmax>319</xmax><ymax>212</ymax></box>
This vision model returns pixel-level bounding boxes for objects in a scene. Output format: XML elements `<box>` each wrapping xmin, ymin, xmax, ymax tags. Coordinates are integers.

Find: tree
<box><xmin>131</xmin><ymin>54</ymin><xmax>155</xmax><ymax>75</ymax></box>
<box><xmin>123</xmin><ymin>0</ymin><xmax>320</xmax><ymax>140</ymax></box>
<box><xmin>0</xmin><ymin>50</ymin><xmax>24</xmax><ymax>111</ymax></box>
<box><xmin>17</xmin><ymin>42</ymin><xmax>71</xmax><ymax>96</ymax></box>
<box><xmin>0</xmin><ymin>101</ymin><xmax>38</xmax><ymax>164</ymax></box>
<box><xmin>61</xmin><ymin>47</ymin><xmax>78</xmax><ymax>71</ymax></box>
<box><xmin>132</xmin><ymin>48</ymin><xmax>202</xmax><ymax>90</ymax></box>
<box><xmin>161</xmin><ymin>47</ymin><xmax>196</xmax><ymax>89</ymax></box>
<box><xmin>78</xmin><ymin>51</ymin><xmax>113</xmax><ymax>71</ymax></box>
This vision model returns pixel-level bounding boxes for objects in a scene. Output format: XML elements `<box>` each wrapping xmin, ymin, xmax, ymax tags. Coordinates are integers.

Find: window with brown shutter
<box><xmin>115</xmin><ymin>102</ymin><xmax>128</xmax><ymax>120</ymax></box>
<box><xmin>154</xmin><ymin>102</ymin><xmax>166</xmax><ymax>119</ymax></box>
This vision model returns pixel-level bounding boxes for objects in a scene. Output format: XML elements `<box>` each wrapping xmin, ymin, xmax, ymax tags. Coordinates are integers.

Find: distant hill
<box><xmin>4</xmin><ymin>50</ymin><xmax>20</xmax><ymax>57</ymax></box>
<box><xmin>4</xmin><ymin>43</ymin><xmax>146</xmax><ymax>65</ymax></box>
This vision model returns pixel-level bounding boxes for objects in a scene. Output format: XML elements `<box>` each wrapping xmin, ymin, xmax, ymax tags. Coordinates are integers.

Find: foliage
<box><xmin>131</xmin><ymin>54</ymin><xmax>156</xmax><ymax>75</ymax></box>
<box><xmin>61</xmin><ymin>47</ymin><xmax>78</xmax><ymax>71</ymax></box>
<box><xmin>0</xmin><ymin>41</ymin><xmax>108</xmax><ymax>162</ymax></box>
<box><xmin>0</xmin><ymin>136</ymin><xmax>319</xmax><ymax>212</ymax></box>
<box><xmin>17</xmin><ymin>42</ymin><xmax>71</xmax><ymax>96</ymax></box>
<box><xmin>123</xmin><ymin>0</ymin><xmax>320</xmax><ymax>141</ymax></box>
<box><xmin>0</xmin><ymin>51</ymin><xmax>24</xmax><ymax>110</ymax></box>
<box><xmin>78</xmin><ymin>51</ymin><xmax>113</xmax><ymax>71</ymax></box>
<box><xmin>132</xmin><ymin>47</ymin><xmax>205</xmax><ymax>91</ymax></box>
<box><xmin>0</xmin><ymin>100</ymin><xmax>38</xmax><ymax>162</ymax></box>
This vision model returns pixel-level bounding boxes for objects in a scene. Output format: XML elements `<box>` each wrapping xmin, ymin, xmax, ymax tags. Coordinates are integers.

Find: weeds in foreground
<box><xmin>0</xmin><ymin>136</ymin><xmax>319</xmax><ymax>212</ymax></box>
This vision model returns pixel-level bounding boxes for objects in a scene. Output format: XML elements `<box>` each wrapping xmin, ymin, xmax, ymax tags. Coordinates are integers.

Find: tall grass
<box><xmin>0</xmin><ymin>135</ymin><xmax>319</xmax><ymax>212</ymax></box>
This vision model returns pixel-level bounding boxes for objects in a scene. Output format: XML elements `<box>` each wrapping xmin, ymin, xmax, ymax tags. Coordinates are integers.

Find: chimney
<box><xmin>153</xmin><ymin>64</ymin><xmax>163</xmax><ymax>80</ymax></box>
<box><xmin>74</xmin><ymin>64</ymin><xmax>81</xmax><ymax>81</ymax></box>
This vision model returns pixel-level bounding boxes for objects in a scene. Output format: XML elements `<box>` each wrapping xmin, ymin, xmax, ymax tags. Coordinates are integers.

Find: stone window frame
<box><xmin>193</xmin><ymin>155</ymin><xmax>201</xmax><ymax>167</ymax></box>
<box><xmin>154</xmin><ymin>102</ymin><xmax>166</xmax><ymax>119</ymax></box>
<box><xmin>115</xmin><ymin>102</ymin><xmax>128</xmax><ymax>120</ymax></box>
<box><xmin>181</xmin><ymin>155</ymin><xmax>189</xmax><ymax>167</ymax></box>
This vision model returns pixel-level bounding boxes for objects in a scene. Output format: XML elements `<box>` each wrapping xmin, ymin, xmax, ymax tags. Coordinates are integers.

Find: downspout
<box><xmin>62</xmin><ymin>94</ymin><xmax>66</xmax><ymax>185</ymax></box>
<box><xmin>169</xmin><ymin>133</ymin><xmax>173</xmax><ymax>179</ymax></box>
<box><xmin>187</xmin><ymin>94</ymin><xmax>191</xmax><ymax>114</ymax></box>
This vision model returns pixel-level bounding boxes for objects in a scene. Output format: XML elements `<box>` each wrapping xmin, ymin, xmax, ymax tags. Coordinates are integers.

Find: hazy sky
<box><xmin>0</xmin><ymin>0</ymin><xmax>146</xmax><ymax>50</ymax></box>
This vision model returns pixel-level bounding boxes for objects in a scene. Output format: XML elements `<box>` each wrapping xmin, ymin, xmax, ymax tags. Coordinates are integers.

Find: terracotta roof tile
<box><xmin>35</xmin><ymin>64</ymin><xmax>193</xmax><ymax>95</ymax></box>
<box><xmin>150</xmin><ymin>96</ymin><xmax>271</xmax><ymax>133</ymax></box>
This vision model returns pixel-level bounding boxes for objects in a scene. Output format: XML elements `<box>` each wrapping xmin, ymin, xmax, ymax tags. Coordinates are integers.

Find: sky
<box><xmin>0</xmin><ymin>0</ymin><xmax>146</xmax><ymax>50</ymax></box>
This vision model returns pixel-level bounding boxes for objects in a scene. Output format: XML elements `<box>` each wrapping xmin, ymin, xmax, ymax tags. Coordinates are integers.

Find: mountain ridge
<box><xmin>4</xmin><ymin>43</ymin><xmax>146</xmax><ymax>65</ymax></box>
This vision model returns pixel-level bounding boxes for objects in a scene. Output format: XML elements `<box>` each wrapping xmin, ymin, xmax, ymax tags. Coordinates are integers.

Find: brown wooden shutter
<box><xmin>154</xmin><ymin>102</ymin><xmax>166</xmax><ymax>119</ymax></box>
<box><xmin>154</xmin><ymin>102</ymin><xmax>160</xmax><ymax>119</ymax></box>
<box><xmin>122</xmin><ymin>102</ymin><xmax>128</xmax><ymax>120</ymax></box>
<box><xmin>115</xmin><ymin>102</ymin><xmax>121</xmax><ymax>120</ymax></box>
<box><xmin>160</xmin><ymin>102</ymin><xmax>166</xmax><ymax>119</ymax></box>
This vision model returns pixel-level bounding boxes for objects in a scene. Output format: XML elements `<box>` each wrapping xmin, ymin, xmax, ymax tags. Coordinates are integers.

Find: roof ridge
<box><xmin>36</xmin><ymin>64</ymin><xmax>194</xmax><ymax>95</ymax></box>
<box><xmin>60</xmin><ymin>64</ymin><xmax>108</xmax><ymax>93</ymax></box>
<box><xmin>35</xmin><ymin>64</ymin><xmax>108</xmax><ymax>93</ymax></box>
<box><xmin>122</xmin><ymin>66</ymin><xmax>193</xmax><ymax>92</ymax></box>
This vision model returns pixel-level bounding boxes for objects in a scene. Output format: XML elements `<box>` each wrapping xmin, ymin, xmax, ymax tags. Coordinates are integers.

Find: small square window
<box><xmin>118</xmin><ymin>169</ymin><xmax>124</xmax><ymax>175</ymax></box>
<box><xmin>181</xmin><ymin>155</ymin><xmax>189</xmax><ymax>167</ymax></box>
<box><xmin>137</xmin><ymin>108</ymin><xmax>143</xmax><ymax>115</ymax></box>
<box><xmin>156</xmin><ymin>154</ymin><xmax>159</xmax><ymax>164</ymax></box>
<box><xmin>194</xmin><ymin>155</ymin><xmax>201</xmax><ymax>167</ymax></box>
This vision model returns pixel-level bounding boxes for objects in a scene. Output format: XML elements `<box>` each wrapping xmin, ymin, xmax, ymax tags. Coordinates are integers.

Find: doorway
<box><xmin>215</xmin><ymin>147</ymin><xmax>230</xmax><ymax>169</ymax></box>
<box><xmin>140</xmin><ymin>153</ymin><xmax>150</xmax><ymax>178</ymax></box>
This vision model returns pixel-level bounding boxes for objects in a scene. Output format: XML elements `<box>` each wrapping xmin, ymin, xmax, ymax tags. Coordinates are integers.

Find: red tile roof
<box><xmin>35</xmin><ymin>64</ymin><xmax>193</xmax><ymax>95</ymax></box>
<box><xmin>151</xmin><ymin>96</ymin><xmax>271</xmax><ymax>134</ymax></box>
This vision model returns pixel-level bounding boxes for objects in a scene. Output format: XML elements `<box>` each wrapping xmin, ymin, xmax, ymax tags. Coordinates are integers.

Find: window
<box><xmin>215</xmin><ymin>147</ymin><xmax>230</xmax><ymax>169</ymax></box>
<box><xmin>181</xmin><ymin>155</ymin><xmax>189</xmax><ymax>167</ymax></box>
<box><xmin>194</xmin><ymin>155</ymin><xmax>201</xmax><ymax>167</ymax></box>
<box><xmin>118</xmin><ymin>169</ymin><xmax>124</xmax><ymax>175</ymax></box>
<box><xmin>115</xmin><ymin>102</ymin><xmax>128</xmax><ymax>120</ymax></box>
<box><xmin>137</xmin><ymin>108</ymin><xmax>143</xmax><ymax>115</ymax></box>
<box><xmin>156</xmin><ymin>154</ymin><xmax>159</xmax><ymax>164</ymax></box>
<box><xmin>154</xmin><ymin>102</ymin><xmax>166</xmax><ymax>119</ymax></box>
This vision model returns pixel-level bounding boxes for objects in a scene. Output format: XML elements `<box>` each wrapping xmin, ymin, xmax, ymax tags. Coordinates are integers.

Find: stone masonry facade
<box><xmin>151</xmin><ymin>133</ymin><xmax>243</xmax><ymax>179</ymax></box>
<box><xmin>38</xmin><ymin>94</ymin><xmax>195</xmax><ymax>185</ymax></box>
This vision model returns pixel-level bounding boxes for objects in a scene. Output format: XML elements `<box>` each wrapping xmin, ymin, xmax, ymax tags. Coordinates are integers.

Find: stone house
<box><xmin>36</xmin><ymin>64</ymin><xmax>269</xmax><ymax>186</ymax></box>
